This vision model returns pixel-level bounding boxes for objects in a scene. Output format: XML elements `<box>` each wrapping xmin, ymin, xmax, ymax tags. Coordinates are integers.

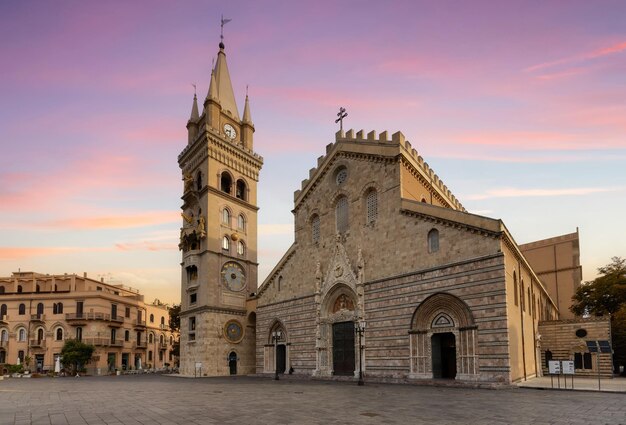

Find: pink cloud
<box><xmin>115</xmin><ymin>241</ymin><xmax>177</xmax><ymax>252</ymax></box>
<box><xmin>466</xmin><ymin>186</ymin><xmax>621</xmax><ymax>201</ymax></box>
<box><xmin>525</xmin><ymin>40</ymin><xmax>626</xmax><ymax>73</ymax></box>
<box><xmin>0</xmin><ymin>246</ymin><xmax>110</xmax><ymax>260</ymax></box>
<box><xmin>41</xmin><ymin>211</ymin><xmax>179</xmax><ymax>230</ymax></box>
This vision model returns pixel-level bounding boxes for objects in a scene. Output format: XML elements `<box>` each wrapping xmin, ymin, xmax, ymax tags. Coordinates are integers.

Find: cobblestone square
<box><xmin>1</xmin><ymin>375</ymin><xmax>625</xmax><ymax>425</ymax></box>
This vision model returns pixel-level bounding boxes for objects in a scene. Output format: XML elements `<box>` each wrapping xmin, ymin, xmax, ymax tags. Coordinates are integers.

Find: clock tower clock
<box><xmin>177</xmin><ymin>39</ymin><xmax>262</xmax><ymax>376</ymax></box>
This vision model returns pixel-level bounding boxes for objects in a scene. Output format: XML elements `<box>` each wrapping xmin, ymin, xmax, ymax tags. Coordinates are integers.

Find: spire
<box><xmin>242</xmin><ymin>91</ymin><xmax>252</xmax><ymax>125</ymax></box>
<box><xmin>207</xmin><ymin>69</ymin><xmax>218</xmax><ymax>102</ymax></box>
<box><xmin>212</xmin><ymin>43</ymin><xmax>240</xmax><ymax>120</ymax></box>
<box><xmin>189</xmin><ymin>93</ymin><xmax>199</xmax><ymax>121</ymax></box>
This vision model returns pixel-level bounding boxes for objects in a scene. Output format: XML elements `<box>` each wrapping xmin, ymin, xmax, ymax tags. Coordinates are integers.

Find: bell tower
<box><xmin>178</xmin><ymin>39</ymin><xmax>263</xmax><ymax>376</ymax></box>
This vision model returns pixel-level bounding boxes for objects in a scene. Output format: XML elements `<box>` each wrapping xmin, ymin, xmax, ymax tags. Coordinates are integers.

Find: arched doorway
<box><xmin>228</xmin><ymin>351</ymin><xmax>237</xmax><ymax>375</ymax></box>
<box><xmin>276</xmin><ymin>345</ymin><xmax>286</xmax><ymax>374</ymax></box>
<box><xmin>431</xmin><ymin>332</ymin><xmax>456</xmax><ymax>379</ymax></box>
<box><xmin>409</xmin><ymin>293</ymin><xmax>478</xmax><ymax>381</ymax></box>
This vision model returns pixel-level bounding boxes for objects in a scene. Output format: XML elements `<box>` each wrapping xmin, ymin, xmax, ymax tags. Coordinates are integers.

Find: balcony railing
<box><xmin>159</xmin><ymin>342</ymin><xmax>168</xmax><ymax>350</ymax></box>
<box><xmin>29</xmin><ymin>339</ymin><xmax>46</xmax><ymax>348</ymax></box>
<box><xmin>133</xmin><ymin>342</ymin><xmax>147</xmax><ymax>349</ymax></box>
<box><xmin>64</xmin><ymin>312</ymin><xmax>124</xmax><ymax>324</ymax></box>
<box><xmin>30</xmin><ymin>314</ymin><xmax>45</xmax><ymax>322</ymax></box>
<box><xmin>110</xmin><ymin>339</ymin><xmax>123</xmax><ymax>347</ymax></box>
<box><xmin>0</xmin><ymin>315</ymin><xmax>8</xmax><ymax>324</ymax></box>
<box><xmin>135</xmin><ymin>319</ymin><xmax>146</xmax><ymax>327</ymax></box>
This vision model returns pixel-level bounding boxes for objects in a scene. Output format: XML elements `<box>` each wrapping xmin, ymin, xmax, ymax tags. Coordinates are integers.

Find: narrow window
<box><xmin>222</xmin><ymin>208</ymin><xmax>230</xmax><ymax>225</ymax></box>
<box><xmin>278</xmin><ymin>276</ymin><xmax>283</xmax><ymax>291</ymax></box>
<box><xmin>76</xmin><ymin>327</ymin><xmax>83</xmax><ymax>341</ymax></box>
<box><xmin>238</xmin><ymin>214</ymin><xmax>246</xmax><ymax>231</ymax></box>
<box><xmin>37</xmin><ymin>302</ymin><xmax>44</xmax><ymax>317</ymax></box>
<box><xmin>18</xmin><ymin>328</ymin><xmax>26</xmax><ymax>341</ymax></box>
<box><xmin>37</xmin><ymin>328</ymin><xmax>44</xmax><ymax>341</ymax></box>
<box><xmin>336</xmin><ymin>196</ymin><xmax>349</xmax><ymax>234</ymax></box>
<box><xmin>36</xmin><ymin>284</ymin><xmax>40</xmax><ymax>293</ymax></box>
<box><xmin>125</xmin><ymin>307</ymin><xmax>131</xmax><ymax>318</ymax></box>
<box><xmin>366</xmin><ymin>190</ymin><xmax>378</xmax><ymax>224</ymax></box>
<box><xmin>17</xmin><ymin>285</ymin><xmax>22</xmax><ymax>293</ymax></box>
<box><xmin>513</xmin><ymin>272</ymin><xmax>519</xmax><ymax>306</ymax></box>
<box><xmin>58</xmin><ymin>302</ymin><xmax>63</xmax><ymax>314</ymax></box>
<box><xmin>148</xmin><ymin>351</ymin><xmax>153</xmax><ymax>361</ymax></box>
<box><xmin>545</xmin><ymin>350</ymin><xmax>553</xmax><ymax>368</ymax></box>
<box><xmin>125</xmin><ymin>330</ymin><xmax>130</xmax><ymax>342</ymax></box>
<box><xmin>56</xmin><ymin>328</ymin><xmax>63</xmax><ymax>341</ymax></box>
<box><xmin>237</xmin><ymin>240</ymin><xmax>245</xmax><ymax>256</ymax></box>
<box><xmin>311</xmin><ymin>215</ymin><xmax>320</xmax><ymax>244</ymax></box>
<box><xmin>220</xmin><ymin>172</ymin><xmax>232</xmax><ymax>194</ymax></box>
<box><xmin>190</xmin><ymin>293</ymin><xmax>197</xmax><ymax>304</ymax></box>
<box><xmin>161</xmin><ymin>316</ymin><xmax>165</xmax><ymax>326</ymax></box>
<box><xmin>196</xmin><ymin>171</ymin><xmax>202</xmax><ymax>191</ymax></box>
<box><xmin>0</xmin><ymin>286</ymin><xmax>4</xmax><ymax>294</ymax></box>
<box><xmin>583</xmin><ymin>352</ymin><xmax>592</xmax><ymax>369</ymax></box>
<box><xmin>236</xmin><ymin>179</ymin><xmax>246</xmax><ymax>200</ymax></box>
<box><xmin>149</xmin><ymin>333</ymin><xmax>153</xmax><ymax>343</ymax></box>
<box><xmin>19</xmin><ymin>303</ymin><xmax>25</xmax><ymax>315</ymax></box>
<box><xmin>189</xmin><ymin>317</ymin><xmax>196</xmax><ymax>331</ymax></box>
<box><xmin>111</xmin><ymin>328</ymin><xmax>117</xmax><ymax>344</ymax></box>
<box><xmin>222</xmin><ymin>236</ymin><xmax>230</xmax><ymax>251</ymax></box>
<box><xmin>150</xmin><ymin>314</ymin><xmax>154</xmax><ymax>323</ymax></box>
<box><xmin>0</xmin><ymin>304</ymin><xmax>6</xmax><ymax>317</ymax></box>
<box><xmin>428</xmin><ymin>229</ymin><xmax>439</xmax><ymax>253</ymax></box>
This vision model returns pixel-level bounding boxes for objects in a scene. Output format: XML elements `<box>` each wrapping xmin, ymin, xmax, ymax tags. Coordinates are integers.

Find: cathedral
<box><xmin>178</xmin><ymin>41</ymin><xmax>612</xmax><ymax>383</ymax></box>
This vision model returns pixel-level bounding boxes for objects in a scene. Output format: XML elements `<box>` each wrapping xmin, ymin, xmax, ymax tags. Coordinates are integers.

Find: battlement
<box><xmin>294</xmin><ymin>129</ymin><xmax>464</xmax><ymax>211</ymax></box>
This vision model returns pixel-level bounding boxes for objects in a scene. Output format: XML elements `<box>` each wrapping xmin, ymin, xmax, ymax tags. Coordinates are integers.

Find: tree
<box><xmin>169</xmin><ymin>303</ymin><xmax>180</xmax><ymax>332</ymax></box>
<box><xmin>571</xmin><ymin>257</ymin><xmax>626</xmax><ymax>374</ymax></box>
<box><xmin>60</xmin><ymin>339</ymin><xmax>95</xmax><ymax>374</ymax></box>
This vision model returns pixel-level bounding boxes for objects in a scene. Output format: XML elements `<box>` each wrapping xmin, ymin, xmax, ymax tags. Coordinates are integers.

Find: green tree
<box><xmin>60</xmin><ymin>339</ymin><xmax>95</xmax><ymax>374</ymax></box>
<box><xmin>571</xmin><ymin>257</ymin><xmax>626</xmax><ymax>374</ymax></box>
<box><xmin>169</xmin><ymin>303</ymin><xmax>180</xmax><ymax>331</ymax></box>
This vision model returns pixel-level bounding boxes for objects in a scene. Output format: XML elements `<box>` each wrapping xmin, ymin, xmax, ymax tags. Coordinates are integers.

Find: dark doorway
<box><xmin>431</xmin><ymin>332</ymin><xmax>456</xmax><ymax>379</ymax></box>
<box><xmin>276</xmin><ymin>345</ymin><xmax>286</xmax><ymax>374</ymax></box>
<box><xmin>35</xmin><ymin>354</ymin><xmax>44</xmax><ymax>373</ymax></box>
<box><xmin>228</xmin><ymin>351</ymin><xmax>237</xmax><ymax>375</ymax></box>
<box><xmin>332</xmin><ymin>322</ymin><xmax>355</xmax><ymax>375</ymax></box>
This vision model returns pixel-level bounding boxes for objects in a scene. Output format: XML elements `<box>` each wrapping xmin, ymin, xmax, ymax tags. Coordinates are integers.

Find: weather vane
<box><xmin>192</xmin><ymin>83</ymin><xmax>196</xmax><ymax>96</ymax></box>
<box><xmin>335</xmin><ymin>107</ymin><xmax>348</xmax><ymax>132</ymax></box>
<box><xmin>220</xmin><ymin>15</ymin><xmax>232</xmax><ymax>44</ymax></box>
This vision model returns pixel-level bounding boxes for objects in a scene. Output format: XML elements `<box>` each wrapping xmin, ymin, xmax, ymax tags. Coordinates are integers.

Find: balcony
<box><xmin>30</xmin><ymin>314</ymin><xmax>45</xmax><ymax>322</ymax></box>
<box><xmin>159</xmin><ymin>342</ymin><xmax>168</xmax><ymax>351</ymax></box>
<box><xmin>29</xmin><ymin>339</ymin><xmax>46</xmax><ymax>348</ymax></box>
<box><xmin>133</xmin><ymin>342</ymin><xmax>147</xmax><ymax>350</ymax></box>
<box><xmin>0</xmin><ymin>315</ymin><xmax>8</xmax><ymax>325</ymax></box>
<box><xmin>64</xmin><ymin>312</ymin><xmax>124</xmax><ymax>325</ymax></box>
<box><xmin>134</xmin><ymin>319</ymin><xmax>146</xmax><ymax>328</ymax></box>
<box><xmin>110</xmin><ymin>339</ymin><xmax>123</xmax><ymax>347</ymax></box>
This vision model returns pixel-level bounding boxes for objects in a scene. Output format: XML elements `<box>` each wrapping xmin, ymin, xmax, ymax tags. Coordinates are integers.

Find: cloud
<box><xmin>525</xmin><ymin>40</ymin><xmax>626</xmax><ymax>73</ymax></box>
<box><xmin>41</xmin><ymin>211</ymin><xmax>179</xmax><ymax>230</ymax></box>
<box><xmin>466</xmin><ymin>187</ymin><xmax>621</xmax><ymax>201</ymax></box>
<box><xmin>0</xmin><ymin>246</ymin><xmax>110</xmax><ymax>260</ymax></box>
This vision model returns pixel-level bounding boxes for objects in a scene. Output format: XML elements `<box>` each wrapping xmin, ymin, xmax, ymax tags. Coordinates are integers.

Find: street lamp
<box><xmin>272</xmin><ymin>330</ymin><xmax>282</xmax><ymax>381</ymax></box>
<box><xmin>355</xmin><ymin>320</ymin><xmax>366</xmax><ymax>386</ymax></box>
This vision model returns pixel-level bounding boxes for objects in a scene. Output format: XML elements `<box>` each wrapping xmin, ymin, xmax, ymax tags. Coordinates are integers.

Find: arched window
<box><xmin>160</xmin><ymin>334</ymin><xmax>164</xmax><ymax>344</ymax></box>
<box><xmin>0</xmin><ymin>304</ymin><xmax>6</xmax><ymax>317</ymax></box>
<box><xmin>186</xmin><ymin>265</ymin><xmax>198</xmax><ymax>282</ymax></box>
<box><xmin>236</xmin><ymin>179</ymin><xmax>247</xmax><ymax>200</ymax></box>
<box><xmin>513</xmin><ymin>272</ymin><xmax>519</xmax><ymax>306</ymax></box>
<box><xmin>366</xmin><ymin>190</ymin><xmax>378</xmax><ymax>224</ymax></box>
<box><xmin>36</xmin><ymin>303</ymin><xmax>44</xmax><ymax>317</ymax></box>
<box><xmin>160</xmin><ymin>316</ymin><xmax>165</xmax><ymax>326</ymax></box>
<box><xmin>237</xmin><ymin>240</ymin><xmax>245</xmax><ymax>256</ymax></box>
<box><xmin>18</xmin><ymin>304</ymin><xmax>25</xmax><ymax>315</ymax></box>
<box><xmin>149</xmin><ymin>333</ymin><xmax>154</xmax><ymax>344</ymax></box>
<box><xmin>238</xmin><ymin>214</ymin><xmax>246</xmax><ymax>231</ymax></box>
<box><xmin>0</xmin><ymin>286</ymin><xmax>4</xmax><ymax>294</ymax></box>
<box><xmin>222</xmin><ymin>208</ymin><xmax>230</xmax><ymax>225</ymax></box>
<box><xmin>520</xmin><ymin>280</ymin><xmax>525</xmax><ymax>312</ymax></box>
<box><xmin>220</xmin><ymin>172</ymin><xmax>232</xmax><ymax>194</ymax></box>
<box><xmin>110</xmin><ymin>328</ymin><xmax>116</xmax><ymax>343</ymax></box>
<box><xmin>427</xmin><ymin>229</ymin><xmax>439</xmax><ymax>253</ymax></box>
<box><xmin>196</xmin><ymin>171</ymin><xmax>203</xmax><ymax>191</ymax></box>
<box><xmin>37</xmin><ymin>328</ymin><xmax>44</xmax><ymax>341</ymax></box>
<box><xmin>527</xmin><ymin>288</ymin><xmax>532</xmax><ymax>315</ymax></box>
<box><xmin>278</xmin><ymin>276</ymin><xmax>283</xmax><ymax>291</ymax></box>
<box><xmin>0</xmin><ymin>329</ymin><xmax>8</xmax><ymax>341</ymax></box>
<box><xmin>18</xmin><ymin>328</ymin><xmax>26</xmax><ymax>342</ymax></box>
<box><xmin>222</xmin><ymin>236</ymin><xmax>230</xmax><ymax>251</ymax></box>
<box><xmin>57</xmin><ymin>302</ymin><xmax>64</xmax><ymax>314</ymax></box>
<box><xmin>150</xmin><ymin>314</ymin><xmax>154</xmax><ymax>323</ymax></box>
<box><xmin>17</xmin><ymin>285</ymin><xmax>22</xmax><ymax>293</ymax></box>
<box><xmin>76</xmin><ymin>327</ymin><xmax>83</xmax><ymax>341</ymax></box>
<box><xmin>336</xmin><ymin>196</ymin><xmax>349</xmax><ymax>234</ymax></box>
<box><xmin>56</xmin><ymin>328</ymin><xmax>63</xmax><ymax>341</ymax></box>
<box><xmin>311</xmin><ymin>215</ymin><xmax>320</xmax><ymax>244</ymax></box>
<box><xmin>36</xmin><ymin>284</ymin><xmax>40</xmax><ymax>293</ymax></box>
<box><xmin>125</xmin><ymin>330</ymin><xmax>130</xmax><ymax>341</ymax></box>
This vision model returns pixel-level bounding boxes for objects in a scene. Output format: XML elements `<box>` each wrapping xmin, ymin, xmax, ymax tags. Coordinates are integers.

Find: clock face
<box><xmin>224</xmin><ymin>320</ymin><xmax>244</xmax><ymax>343</ymax></box>
<box><xmin>224</xmin><ymin>123</ymin><xmax>237</xmax><ymax>140</ymax></box>
<box><xmin>221</xmin><ymin>261</ymin><xmax>246</xmax><ymax>291</ymax></box>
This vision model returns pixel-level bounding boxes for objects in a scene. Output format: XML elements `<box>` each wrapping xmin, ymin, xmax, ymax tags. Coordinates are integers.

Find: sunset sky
<box><xmin>1</xmin><ymin>1</ymin><xmax>625</xmax><ymax>305</ymax></box>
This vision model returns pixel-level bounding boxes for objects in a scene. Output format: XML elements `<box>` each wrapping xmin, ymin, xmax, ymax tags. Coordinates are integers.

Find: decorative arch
<box><xmin>237</xmin><ymin>213</ymin><xmax>247</xmax><ymax>231</ymax></box>
<box><xmin>220</xmin><ymin>170</ymin><xmax>234</xmax><ymax>194</ymax></box>
<box><xmin>264</xmin><ymin>318</ymin><xmax>289</xmax><ymax>374</ymax></box>
<box><xmin>235</xmin><ymin>178</ymin><xmax>248</xmax><ymax>201</ymax></box>
<box><xmin>409</xmin><ymin>292</ymin><xmax>478</xmax><ymax>381</ymax></box>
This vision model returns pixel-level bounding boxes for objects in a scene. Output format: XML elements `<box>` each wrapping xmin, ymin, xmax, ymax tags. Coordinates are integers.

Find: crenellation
<box><xmin>301</xmin><ymin>178</ymin><xmax>309</xmax><ymax>190</ymax></box>
<box><xmin>335</xmin><ymin>130</ymin><xmax>344</xmax><ymax>141</ymax></box>
<box><xmin>294</xmin><ymin>189</ymin><xmax>301</xmax><ymax>201</ymax></box>
<box><xmin>326</xmin><ymin>143</ymin><xmax>333</xmax><ymax>154</ymax></box>
<box><xmin>356</xmin><ymin>129</ymin><xmax>365</xmax><ymax>139</ymax></box>
<box><xmin>345</xmin><ymin>129</ymin><xmax>354</xmax><ymax>139</ymax></box>
<box><xmin>367</xmin><ymin>130</ymin><xmax>377</xmax><ymax>140</ymax></box>
<box><xmin>379</xmin><ymin>131</ymin><xmax>389</xmax><ymax>142</ymax></box>
<box><xmin>317</xmin><ymin>155</ymin><xmax>325</xmax><ymax>167</ymax></box>
<box><xmin>392</xmin><ymin>131</ymin><xmax>405</xmax><ymax>144</ymax></box>
<box><xmin>411</xmin><ymin>148</ymin><xmax>418</xmax><ymax>159</ymax></box>
<box><xmin>309</xmin><ymin>167</ymin><xmax>317</xmax><ymax>179</ymax></box>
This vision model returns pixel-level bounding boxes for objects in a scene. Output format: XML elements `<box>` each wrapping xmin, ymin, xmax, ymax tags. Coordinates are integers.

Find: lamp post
<box><xmin>355</xmin><ymin>320</ymin><xmax>366</xmax><ymax>386</ymax></box>
<box><xmin>272</xmin><ymin>330</ymin><xmax>282</xmax><ymax>381</ymax></box>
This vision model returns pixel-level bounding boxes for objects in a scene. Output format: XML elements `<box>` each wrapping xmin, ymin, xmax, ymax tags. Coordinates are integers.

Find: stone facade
<box><xmin>255</xmin><ymin>130</ymin><xmax>562</xmax><ymax>384</ymax></box>
<box><xmin>0</xmin><ymin>271</ymin><xmax>178</xmax><ymax>375</ymax></box>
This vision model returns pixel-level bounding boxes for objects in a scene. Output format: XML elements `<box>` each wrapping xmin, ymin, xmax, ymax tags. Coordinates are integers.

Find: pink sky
<box><xmin>1</xmin><ymin>1</ymin><xmax>625</xmax><ymax>304</ymax></box>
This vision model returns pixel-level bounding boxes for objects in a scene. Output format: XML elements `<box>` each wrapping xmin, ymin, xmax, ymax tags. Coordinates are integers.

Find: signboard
<box><xmin>195</xmin><ymin>362</ymin><xmax>202</xmax><ymax>369</ymax></box>
<box><xmin>562</xmin><ymin>361</ymin><xmax>575</xmax><ymax>375</ymax></box>
<box><xmin>548</xmin><ymin>360</ymin><xmax>561</xmax><ymax>374</ymax></box>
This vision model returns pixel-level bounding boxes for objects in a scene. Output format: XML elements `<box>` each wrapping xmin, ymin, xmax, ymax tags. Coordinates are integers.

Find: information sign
<box><xmin>548</xmin><ymin>360</ymin><xmax>561</xmax><ymax>374</ymax></box>
<box><xmin>562</xmin><ymin>361</ymin><xmax>575</xmax><ymax>375</ymax></box>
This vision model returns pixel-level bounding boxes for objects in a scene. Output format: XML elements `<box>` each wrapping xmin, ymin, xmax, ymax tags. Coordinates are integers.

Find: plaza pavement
<box><xmin>1</xmin><ymin>375</ymin><xmax>625</xmax><ymax>425</ymax></box>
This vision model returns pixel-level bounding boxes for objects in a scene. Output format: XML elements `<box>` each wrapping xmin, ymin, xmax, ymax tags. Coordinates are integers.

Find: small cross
<box><xmin>220</xmin><ymin>15</ymin><xmax>232</xmax><ymax>43</ymax></box>
<box><xmin>335</xmin><ymin>107</ymin><xmax>348</xmax><ymax>132</ymax></box>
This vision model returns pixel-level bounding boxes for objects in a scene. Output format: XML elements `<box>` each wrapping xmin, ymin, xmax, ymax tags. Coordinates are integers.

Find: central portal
<box><xmin>431</xmin><ymin>332</ymin><xmax>457</xmax><ymax>379</ymax></box>
<box><xmin>332</xmin><ymin>321</ymin><xmax>355</xmax><ymax>375</ymax></box>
